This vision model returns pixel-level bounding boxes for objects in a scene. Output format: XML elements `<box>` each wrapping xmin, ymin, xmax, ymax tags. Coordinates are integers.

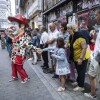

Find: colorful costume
<box><xmin>8</xmin><ymin>14</ymin><xmax>34</xmax><ymax>83</ymax></box>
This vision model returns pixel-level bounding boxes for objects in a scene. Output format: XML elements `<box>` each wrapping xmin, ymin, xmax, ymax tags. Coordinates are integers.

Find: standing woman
<box><xmin>8</xmin><ymin>14</ymin><xmax>34</xmax><ymax>83</ymax></box>
<box><xmin>67</xmin><ymin>24</ymin><xmax>90</xmax><ymax>91</ymax></box>
<box><xmin>60</xmin><ymin>22</ymin><xmax>76</xmax><ymax>81</ymax></box>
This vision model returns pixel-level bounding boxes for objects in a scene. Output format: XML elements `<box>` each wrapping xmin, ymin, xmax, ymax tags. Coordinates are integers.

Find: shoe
<box><xmin>52</xmin><ymin>74</ymin><xmax>59</xmax><ymax>78</ymax></box>
<box><xmin>43</xmin><ymin>69</ymin><xmax>49</xmax><ymax>74</ymax></box>
<box><xmin>57</xmin><ymin>87</ymin><xmax>65</xmax><ymax>92</ymax></box>
<box><xmin>28</xmin><ymin>58</ymin><xmax>33</xmax><ymax>61</ymax></box>
<box><xmin>84</xmin><ymin>93</ymin><xmax>97</xmax><ymax>100</ymax></box>
<box><xmin>47</xmin><ymin>69</ymin><xmax>55</xmax><ymax>74</ymax></box>
<box><xmin>42</xmin><ymin>66</ymin><xmax>48</xmax><ymax>69</ymax></box>
<box><xmin>32</xmin><ymin>62</ymin><xmax>37</xmax><ymax>65</ymax></box>
<box><xmin>73</xmin><ymin>86</ymin><xmax>85</xmax><ymax>91</ymax></box>
<box><xmin>21</xmin><ymin>78</ymin><xmax>29</xmax><ymax>84</ymax></box>
<box><xmin>72</xmin><ymin>82</ymin><xmax>78</xmax><ymax>86</ymax></box>
<box><xmin>41</xmin><ymin>65</ymin><xmax>44</xmax><ymax>68</ymax></box>
<box><xmin>37</xmin><ymin>59</ymin><xmax>41</xmax><ymax>61</ymax></box>
<box><xmin>9</xmin><ymin>77</ymin><xmax>18</xmax><ymax>82</ymax></box>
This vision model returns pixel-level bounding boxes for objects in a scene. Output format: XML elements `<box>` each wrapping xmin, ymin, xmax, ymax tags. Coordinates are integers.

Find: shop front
<box><xmin>77</xmin><ymin>0</ymin><xmax>100</xmax><ymax>29</ymax></box>
<box><xmin>44</xmin><ymin>1</ymin><xmax>74</xmax><ymax>30</ymax></box>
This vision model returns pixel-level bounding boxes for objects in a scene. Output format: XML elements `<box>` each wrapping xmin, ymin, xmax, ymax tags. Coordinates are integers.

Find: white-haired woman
<box><xmin>66</xmin><ymin>24</ymin><xmax>90</xmax><ymax>91</ymax></box>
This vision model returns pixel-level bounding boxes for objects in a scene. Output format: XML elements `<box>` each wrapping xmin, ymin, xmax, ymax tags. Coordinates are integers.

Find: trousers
<box><xmin>12</xmin><ymin>63</ymin><xmax>28</xmax><ymax>80</ymax></box>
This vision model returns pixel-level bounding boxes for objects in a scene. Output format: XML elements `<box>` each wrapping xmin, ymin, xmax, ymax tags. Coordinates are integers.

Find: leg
<box><xmin>11</xmin><ymin>63</ymin><xmax>17</xmax><ymax>78</ymax></box>
<box><xmin>60</xmin><ymin>75</ymin><xmax>66</xmax><ymax>88</ymax></box>
<box><xmin>42</xmin><ymin>51</ymin><xmax>49</xmax><ymax>68</ymax></box>
<box><xmin>89</xmin><ymin>75</ymin><xmax>96</xmax><ymax>96</ymax></box>
<box><xmin>16</xmin><ymin>64</ymin><xmax>28</xmax><ymax>80</ymax></box>
<box><xmin>29</xmin><ymin>49</ymin><xmax>33</xmax><ymax>58</ymax></box>
<box><xmin>57</xmin><ymin>75</ymin><xmax>66</xmax><ymax>92</ymax></box>
<box><xmin>75</xmin><ymin>60</ymin><xmax>88</xmax><ymax>87</ymax></box>
<box><xmin>33</xmin><ymin>52</ymin><xmax>37</xmax><ymax>64</ymax></box>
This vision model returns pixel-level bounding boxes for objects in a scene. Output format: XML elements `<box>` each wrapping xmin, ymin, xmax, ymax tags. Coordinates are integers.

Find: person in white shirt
<box><xmin>84</xmin><ymin>9</ymin><xmax>100</xmax><ymax>100</ymax></box>
<box><xmin>40</xmin><ymin>26</ymin><xmax>49</xmax><ymax>69</ymax></box>
<box><xmin>44</xmin><ymin>22</ymin><xmax>60</xmax><ymax>75</ymax></box>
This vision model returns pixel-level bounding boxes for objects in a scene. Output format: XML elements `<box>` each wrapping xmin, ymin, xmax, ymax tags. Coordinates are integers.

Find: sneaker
<box><xmin>52</xmin><ymin>74</ymin><xmax>59</xmax><ymax>78</ymax></box>
<box><xmin>9</xmin><ymin>77</ymin><xmax>18</xmax><ymax>82</ymax></box>
<box><xmin>28</xmin><ymin>58</ymin><xmax>33</xmax><ymax>61</ymax></box>
<box><xmin>21</xmin><ymin>78</ymin><xmax>29</xmax><ymax>84</ymax></box>
<box><xmin>57</xmin><ymin>87</ymin><xmax>65</xmax><ymax>92</ymax></box>
<box><xmin>72</xmin><ymin>82</ymin><xmax>78</xmax><ymax>86</ymax></box>
<box><xmin>73</xmin><ymin>86</ymin><xmax>85</xmax><ymax>91</ymax></box>
<box><xmin>84</xmin><ymin>93</ymin><xmax>97</xmax><ymax>100</ymax></box>
<box><xmin>32</xmin><ymin>62</ymin><xmax>37</xmax><ymax>65</ymax></box>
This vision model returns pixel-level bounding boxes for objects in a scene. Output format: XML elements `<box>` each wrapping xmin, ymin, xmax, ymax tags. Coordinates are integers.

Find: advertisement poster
<box><xmin>88</xmin><ymin>8</ymin><xmax>97</xmax><ymax>28</ymax></box>
<box><xmin>77</xmin><ymin>0</ymin><xmax>100</xmax><ymax>11</ymax></box>
<box><xmin>78</xmin><ymin>12</ymin><xmax>89</xmax><ymax>28</ymax></box>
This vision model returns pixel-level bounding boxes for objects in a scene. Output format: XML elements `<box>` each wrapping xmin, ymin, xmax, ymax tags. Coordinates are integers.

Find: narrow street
<box><xmin>0</xmin><ymin>41</ymin><xmax>100</xmax><ymax>100</ymax></box>
<box><xmin>0</xmin><ymin>41</ymin><xmax>54</xmax><ymax>100</ymax></box>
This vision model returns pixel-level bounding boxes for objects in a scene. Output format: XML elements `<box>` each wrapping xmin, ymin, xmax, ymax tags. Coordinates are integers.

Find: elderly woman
<box><xmin>67</xmin><ymin>24</ymin><xmax>90</xmax><ymax>91</ymax></box>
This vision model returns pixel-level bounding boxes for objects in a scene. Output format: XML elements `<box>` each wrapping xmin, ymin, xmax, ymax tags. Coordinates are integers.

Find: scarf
<box><xmin>69</xmin><ymin>32</ymin><xmax>85</xmax><ymax>61</ymax></box>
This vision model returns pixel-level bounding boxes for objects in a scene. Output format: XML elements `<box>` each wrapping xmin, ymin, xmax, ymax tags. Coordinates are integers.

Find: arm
<box><xmin>53</xmin><ymin>53</ymin><xmax>65</xmax><ymax>61</ymax></box>
<box><xmin>43</xmin><ymin>46</ymin><xmax>56</xmax><ymax>52</ymax></box>
<box><xmin>47</xmin><ymin>38</ymin><xmax>56</xmax><ymax>44</ymax></box>
<box><xmin>80</xmin><ymin>40</ymin><xmax>87</xmax><ymax>60</ymax></box>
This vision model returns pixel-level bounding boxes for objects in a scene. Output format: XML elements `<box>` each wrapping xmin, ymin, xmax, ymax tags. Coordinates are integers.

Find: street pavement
<box><xmin>0</xmin><ymin>41</ymin><xmax>100</xmax><ymax>100</ymax></box>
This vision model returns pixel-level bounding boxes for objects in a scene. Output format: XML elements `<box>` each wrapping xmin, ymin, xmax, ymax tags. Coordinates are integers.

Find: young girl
<box><xmin>39</xmin><ymin>37</ymin><xmax>70</xmax><ymax>92</ymax></box>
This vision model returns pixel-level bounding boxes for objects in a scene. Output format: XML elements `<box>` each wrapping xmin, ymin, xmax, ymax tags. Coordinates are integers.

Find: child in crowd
<box><xmin>38</xmin><ymin>37</ymin><xmax>70</xmax><ymax>92</ymax></box>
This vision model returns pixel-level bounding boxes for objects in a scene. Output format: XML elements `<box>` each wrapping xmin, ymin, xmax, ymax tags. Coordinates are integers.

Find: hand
<box><xmin>51</xmin><ymin>54</ymin><xmax>56</xmax><ymax>57</ymax></box>
<box><xmin>64</xmin><ymin>44</ymin><xmax>68</xmax><ymax>48</ymax></box>
<box><xmin>37</xmin><ymin>48</ymin><xmax>43</xmax><ymax>54</ymax></box>
<box><xmin>77</xmin><ymin>59</ymin><xmax>82</xmax><ymax>65</ymax></box>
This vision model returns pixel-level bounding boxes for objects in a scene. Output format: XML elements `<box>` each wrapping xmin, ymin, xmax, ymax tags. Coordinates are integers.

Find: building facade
<box><xmin>42</xmin><ymin>0</ymin><xmax>100</xmax><ymax>30</ymax></box>
<box><xmin>0</xmin><ymin>0</ymin><xmax>11</xmax><ymax>31</ymax></box>
<box><xmin>19</xmin><ymin>0</ymin><xmax>43</xmax><ymax>29</ymax></box>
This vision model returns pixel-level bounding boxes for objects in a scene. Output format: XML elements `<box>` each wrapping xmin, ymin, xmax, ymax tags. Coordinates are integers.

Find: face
<box><xmin>20</xmin><ymin>24</ymin><xmax>25</xmax><ymax>29</ymax></box>
<box><xmin>11</xmin><ymin>21</ymin><xmax>19</xmax><ymax>35</ymax></box>
<box><xmin>95</xmin><ymin>11</ymin><xmax>100</xmax><ymax>24</ymax></box>
<box><xmin>60</xmin><ymin>26</ymin><xmax>64</xmax><ymax>32</ymax></box>
<box><xmin>67</xmin><ymin>27</ymin><xmax>74</xmax><ymax>35</ymax></box>
<box><xmin>49</xmin><ymin>25</ymin><xmax>55</xmax><ymax>32</ymax></box>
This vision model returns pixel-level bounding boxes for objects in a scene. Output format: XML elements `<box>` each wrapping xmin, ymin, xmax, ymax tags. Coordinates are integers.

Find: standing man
<box><xmin>84</xmin><ymin>9</ymin><xmax>100</xmax><ymax>99</ymax></box>
<box><xmin>43</xmin><ymin>22</ymin><xmax>60</xmax><ymax>74</ymax></box>
<box><xmin>40</xmin><ymin>26</ymin><xmax>49</xmax><ymax>69</ymax></box>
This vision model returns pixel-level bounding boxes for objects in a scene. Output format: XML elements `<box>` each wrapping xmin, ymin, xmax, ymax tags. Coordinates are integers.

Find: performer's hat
<box><xmin>8</xmin><ymin>14</ymin><xmax>29</xmax><ymax>27</ymax></box>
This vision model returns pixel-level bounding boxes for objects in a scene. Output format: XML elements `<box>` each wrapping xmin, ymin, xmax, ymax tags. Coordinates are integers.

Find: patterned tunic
<box><xmin>11</xmin><ymin>33</ymin><xmax>33</xmax><ymax>65</ymax></box>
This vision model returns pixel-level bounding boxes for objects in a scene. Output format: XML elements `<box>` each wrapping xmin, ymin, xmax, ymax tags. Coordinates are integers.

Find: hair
<box><xmin>57</xmin><ymin>37</ymin><xmax>64</xmax><ymax>48</ymax></box>
<box><xmin>67</xmin><ymin>24</ymin><xmax>78</xmax><ymax>32</ymax></box>
<box><xmin>61</xmin><ymin>22</ymin><xmax>67</xmax><ymax>31</ymax></box>
<box><xmin>96</xmin><ymin>9</ymin><xmax>100</xmax><ymax>14</ymax></box>
<box><xmin>35</xmin><ymin>28</ymin><xmax>39</xmax><ymax>32</ymax></box>
<box><xmin>41</xmin><ymin>26</ymin><xmax>47</xmax><ymax>32</ymax></box>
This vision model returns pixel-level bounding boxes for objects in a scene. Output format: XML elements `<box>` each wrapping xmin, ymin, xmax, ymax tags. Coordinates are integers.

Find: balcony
<box><xmin>28</xmin><ymin>0</ymin><xmax>42</xmax><ymax>18</ymax></box>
